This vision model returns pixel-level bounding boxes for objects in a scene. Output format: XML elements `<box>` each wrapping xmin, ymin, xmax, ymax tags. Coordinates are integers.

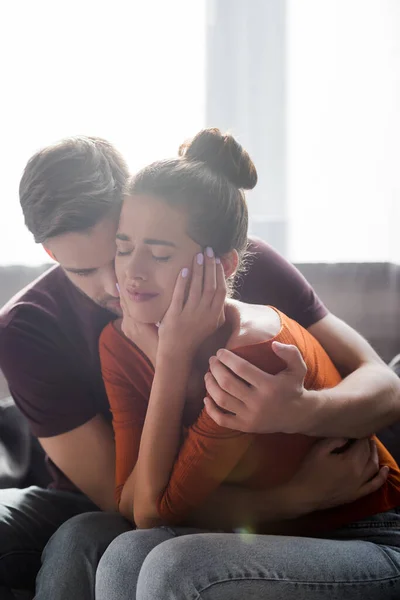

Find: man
<box><xmin>0</xmin><ymin>135</ymin><xmax>399</xmax><ymax>597</ymax></box>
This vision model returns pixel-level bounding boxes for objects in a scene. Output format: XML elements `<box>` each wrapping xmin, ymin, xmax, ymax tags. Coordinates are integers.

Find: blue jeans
<box><xmin>0</xmin><ymin>486</ymin><xmax>97</xmax><ymax>599</ymax></box>
<box><xmin>35</xmin><ymin>508</ymin><xmax>400</xmax><ymax>599</ymax></box>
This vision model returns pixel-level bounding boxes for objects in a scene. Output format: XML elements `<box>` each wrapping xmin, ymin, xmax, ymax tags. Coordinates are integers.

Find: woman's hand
<box><xmin>287</xmin><ymin>437</ymin><xmax>388</xmax><ymax>517</ymax></box>
<box><xmin>158</xmin><ymin>248</ymin><xmax>226</xmax><ymax>358</ymax></box>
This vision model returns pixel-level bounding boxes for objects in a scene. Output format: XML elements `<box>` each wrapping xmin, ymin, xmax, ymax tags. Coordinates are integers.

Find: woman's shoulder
<box><xmin>225</xmin><ymin>300</ymin><xmax>283</xmax><ymax>350</ymax></box>
<box><xmin>99</xmin><ymin>319</ymin><xmax>140</xmax><ymax>364</ymax></box>
<box><xmin>99</xmin><ymin>319</ymin><xmax>122</xmax><ymax>348</ymax></box>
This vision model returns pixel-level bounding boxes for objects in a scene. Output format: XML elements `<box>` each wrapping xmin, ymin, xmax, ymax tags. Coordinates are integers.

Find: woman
<box><xmin>95</xmin><ymin>129</ymin><xmax>400</xmax><ymax>599</ymax></box>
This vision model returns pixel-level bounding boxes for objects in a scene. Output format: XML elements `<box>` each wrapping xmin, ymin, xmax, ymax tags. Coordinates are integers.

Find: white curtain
<box><xmin>288</xmin><ymin>0</ymin><xmax>400</xmax><ymax>263</ymax></box>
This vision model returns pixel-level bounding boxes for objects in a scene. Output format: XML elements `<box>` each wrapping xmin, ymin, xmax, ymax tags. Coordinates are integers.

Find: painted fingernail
<box><xmin>206</xmin><ymin>247</ymin><xmax>214</xmax><ymax>258</ymax></box>
<box><xmin>215</xmin><ymin>257</ymin><xmax>221</xmax><ymax>264</ymax></box>
<box><xmin>116</xmin><ymin>283</ymin><xmax>120</xmax><ymax>293</ymax></box>
<box><xmin>181</xmin><ymin>267</ymin><xmax>189</xmax><ymax>278</ymax></box>
<box><xmin>197</xmin><ymin>253</ymin><xmax>204</xmax><ymax>265</ymax></box>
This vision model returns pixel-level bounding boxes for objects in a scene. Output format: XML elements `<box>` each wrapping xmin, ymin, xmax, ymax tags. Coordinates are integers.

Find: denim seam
<box><xmin>380</xmin><ymin>544</ymin><xmax>400</xmax><ymax>573</ymax></box>
<box><xmin>192</xmin><ymin>573</ymin><xmax>400</xmax><ymax>597</ymax></box>
<box><xmin>343</xmin><ymin>521</ymin><xmax>400</xmax><ymax>529</ymax></box>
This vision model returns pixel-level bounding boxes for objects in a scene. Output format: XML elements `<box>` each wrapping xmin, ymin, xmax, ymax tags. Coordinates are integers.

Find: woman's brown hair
<box><xmin>127</xmin><ymin>128</ymin><xmax>257</xmax><ymax>264</ymax></box>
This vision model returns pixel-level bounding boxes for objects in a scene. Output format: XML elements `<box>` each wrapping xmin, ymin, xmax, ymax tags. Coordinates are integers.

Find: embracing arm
<box><xmin>210</xmin><ymin>239</ymin><xmax>400</xmax><ymax>438</ymax></box>
<box><xmin>40</xmin><ymin>415</ymin><xmax>116</xmax><ymax>511</ymax></box>
<box><xmin>306</xmin><ymin>313</ymin><xmax>400</xmax><ymax>437</ymax></box>
<box><xmin>188</xmin><ymin>437</ymin><xmax>388</xmax><ymax>531</ymax></box>
<box><xmin>204</xmin><ymin>314</ymin><xmax>400</xmax><ymax>438</ymax></box>
<box><xmin>0</xmin><ymin>319</ymin><xmax>117</xmax><ymax>511</ymax></box>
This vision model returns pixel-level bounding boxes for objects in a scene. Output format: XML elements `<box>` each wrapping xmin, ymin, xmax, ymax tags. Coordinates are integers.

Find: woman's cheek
<box><xmin>115</xmin><ymin>259</ymin><xmax>126</xmax><ymax>289</ymax></box>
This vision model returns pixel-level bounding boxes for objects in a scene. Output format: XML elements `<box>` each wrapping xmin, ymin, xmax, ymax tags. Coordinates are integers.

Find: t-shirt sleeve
<box><xmin>238</xmin><ymin>237</ymin><xmax>328</xmax><ymax>329</ymax></box>
<box><xmin>0</xmin><ymin>315</ymin><xmax>97</xmax><ymax>438</ymax></box>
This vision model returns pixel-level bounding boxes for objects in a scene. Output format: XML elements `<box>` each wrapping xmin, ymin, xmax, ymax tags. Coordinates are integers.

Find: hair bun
<box><xmin>178</xmin><ymin>128</ymin><xmax>257</xmax><ymax>190</ymax></box>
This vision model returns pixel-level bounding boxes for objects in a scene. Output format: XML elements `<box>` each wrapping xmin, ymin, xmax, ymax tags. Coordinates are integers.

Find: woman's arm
<box><xmin>156</xmin><ymin>406</ymin><xmax>254</xmax><ymax>525</ymax></box>
<box><xmin>131</xmin><ymin>251</ymin><xmax>227</xmax><ymax>529</ymax></box>
<box><xmin>99</xmin><ymin>337</ymin><xmax>147</xmax><ymax>517</ymax></box>
<box><xmin>130</xmin><ymin>351</ymin><xmax>193</xmax><ymax>528</ymax></box>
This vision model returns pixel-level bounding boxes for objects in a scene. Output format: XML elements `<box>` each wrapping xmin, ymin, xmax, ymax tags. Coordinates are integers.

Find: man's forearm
<box><xmin>305</xmin><ymin>363</ymin><xmax>400</xmax><ymax>438</ymax></box>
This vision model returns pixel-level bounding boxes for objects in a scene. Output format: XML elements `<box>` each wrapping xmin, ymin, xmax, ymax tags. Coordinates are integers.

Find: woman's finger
<box><xmin>186</xmin><ymin>252</ymin><xmax>204</xmax><ymax>309</ymax></box>
<box><xmin>168</xmin><ymin>267</ymin><xmax>190</xmax><ymax>316</ymax></box>
<box><xmin>211</xmin><ymin>258</ymin><xmax>227</xmax><ymax>314</ymax></box>
<box><xmin>201</xmin><ymin>247</ymin><xmax>216</xmax><ymax>308</ymax></box>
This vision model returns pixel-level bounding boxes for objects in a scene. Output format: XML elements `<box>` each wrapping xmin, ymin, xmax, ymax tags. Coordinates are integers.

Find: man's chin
<box><xmin>102</xmin><ymin>299</ymin><xmax>122</xmax><ymax>316</ymax></box>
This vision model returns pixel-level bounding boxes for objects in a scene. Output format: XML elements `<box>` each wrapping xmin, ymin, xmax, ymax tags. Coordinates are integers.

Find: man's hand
<box><xmin>204</xmin><ymin>342</ymin><xmax>311</xmax><ymax>434</ymax></box>
<box><xmin>188</xmin><ymin>437</ymin><xmax>387</xmax><ymax>531</ymax></box>
<box><xmin>204</xmin><ymin>313</ymin><xmax>400</xmax><ymax>438</ymax></box>
<box><xmin>287</xmin><ymin>437</ymin><xmax>389</xmax><ymax>517</ymax></box>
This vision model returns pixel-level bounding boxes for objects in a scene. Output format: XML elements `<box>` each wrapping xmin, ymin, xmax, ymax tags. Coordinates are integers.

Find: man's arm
<box><xmin>204</xmin><ymin>314</ymin><xmax>400</xmax><ymax>438</ymax></box>
<box><xmin>0</xmin><ymin>318</ymin><xmax>117</xmax><ymax>512</ymax></box>
<box><xmin>39</xmin><ymin>415</ymin><xmax>116</xmax><ymax>512</ymax></box>
<box><xmin>305</xmin><ymin>313</ymin><xmax>400</xmax><ymax>437</ymax></box>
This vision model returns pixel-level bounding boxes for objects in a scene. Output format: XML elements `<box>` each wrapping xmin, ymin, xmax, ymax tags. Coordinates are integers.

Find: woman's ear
<box><xmin>220</xmin><ymin>249</ymin><xmax>239</xmax><ymax>279</ymax></box>
<box><xmin>43</xmin><ymin>246</ymin><xmax>57</xmax><ymax>261</ymax></box>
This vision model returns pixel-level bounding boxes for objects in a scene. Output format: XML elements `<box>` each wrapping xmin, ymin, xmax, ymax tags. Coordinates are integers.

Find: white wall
<box><xmin>288</xmin><ymin>0</ymin><xmax>400</xmax><ymax>263</ymax></box>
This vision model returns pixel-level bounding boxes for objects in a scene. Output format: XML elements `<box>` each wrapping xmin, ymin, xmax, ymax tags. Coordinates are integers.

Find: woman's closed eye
<box><xmin>152</xmin><ymin>255</ymin><xmax>171</xmax><ymax>263</ymax></box>
<box><xmin>116</xmin><ymin>249</ymin><xmax>132</xmax><ymax>257</ymax></box>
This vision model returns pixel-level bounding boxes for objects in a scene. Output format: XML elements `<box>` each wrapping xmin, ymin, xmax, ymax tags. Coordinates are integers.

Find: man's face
<box><xmin>46</xmin><ymin>216</ymin><xmax>122</xmax><ymax>315</ymax></box>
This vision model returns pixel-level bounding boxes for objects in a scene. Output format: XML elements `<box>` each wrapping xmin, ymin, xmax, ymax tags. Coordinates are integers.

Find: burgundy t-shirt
<box><xmin>0</xmin><ymin>237</ymin><xmax>327</xmax><ymax>490</ymax></box>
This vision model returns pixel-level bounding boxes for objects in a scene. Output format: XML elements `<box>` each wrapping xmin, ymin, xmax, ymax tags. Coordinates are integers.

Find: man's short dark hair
<box><xmin>20</xmin><ymin>136</ymin><xmax>129</xmax><ymax>243</ymax></box>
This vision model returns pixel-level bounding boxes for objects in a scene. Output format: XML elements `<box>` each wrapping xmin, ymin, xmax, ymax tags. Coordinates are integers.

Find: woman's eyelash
<box><xmin>116</xmin><ymin>250</ymin><xmax>171</xmax><ymax>262</ymax></box>
<box><xmin>153</xmin><ymin>256</ymin><xmax>171</xmax><ymax>262</ymax></box>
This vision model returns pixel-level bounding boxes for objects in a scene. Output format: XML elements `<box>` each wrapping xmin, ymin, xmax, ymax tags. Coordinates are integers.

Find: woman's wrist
<box><xmin>157</xmin><ymin>343</ymin><xmax>195</xmax><ymax>366</ymax></box>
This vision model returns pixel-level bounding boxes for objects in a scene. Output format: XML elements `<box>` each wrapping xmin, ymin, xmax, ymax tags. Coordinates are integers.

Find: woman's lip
<box><xmin>126</xmin><ymin>290</ymin><xmax>159</xmax><ymax>303</ymax></box>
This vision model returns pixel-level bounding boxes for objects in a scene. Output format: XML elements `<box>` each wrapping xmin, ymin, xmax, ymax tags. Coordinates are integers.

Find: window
<box><xmin>0</xmin><ymin>0</ymin><xmax>206</xmax><ymax>265</ymax></box>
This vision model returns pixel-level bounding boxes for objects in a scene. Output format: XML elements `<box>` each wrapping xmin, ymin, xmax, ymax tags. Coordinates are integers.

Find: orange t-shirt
<box><xmin>99</xmin><ymin>308</ymin><xmax>400</xmax><ymax>534</ymax></box>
